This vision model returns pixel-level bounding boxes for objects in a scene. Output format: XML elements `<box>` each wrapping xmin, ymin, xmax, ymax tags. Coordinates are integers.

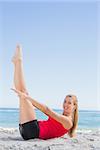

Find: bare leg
<box><xmin>12</xmin><ymin>45</ymin><xmax>27</xmax><ymax>93</ymax></box>
<box><xmin>12</xmin><ymin>45</ymin><xmax>37</xmax><ymax>124</ymax></box>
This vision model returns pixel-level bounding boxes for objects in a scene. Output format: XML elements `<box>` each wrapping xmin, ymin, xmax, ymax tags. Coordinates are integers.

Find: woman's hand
<box><xmin>11</xmin><ymin>88</ymin><xmax>29</xmax><ymax>99</ymax></box>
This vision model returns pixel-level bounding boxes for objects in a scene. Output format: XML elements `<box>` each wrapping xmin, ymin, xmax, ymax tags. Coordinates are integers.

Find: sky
<box><xmin>0</xmin><ymin>1</ymin><xmax>99</xmax><ymax>110</ymax></box>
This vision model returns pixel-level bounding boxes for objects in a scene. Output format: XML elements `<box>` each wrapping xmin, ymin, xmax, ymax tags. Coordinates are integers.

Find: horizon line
<box><xmin>0</xmin><ymin>107</ymin><xmax>100</xmax><ymax>112</ymax></box>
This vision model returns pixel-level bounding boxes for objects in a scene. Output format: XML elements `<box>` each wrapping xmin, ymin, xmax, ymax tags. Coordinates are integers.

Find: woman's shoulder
<box><xmin>61</xmin><ymin>115</ymin><xmax>73</xmax><ymax>130</ymax></box>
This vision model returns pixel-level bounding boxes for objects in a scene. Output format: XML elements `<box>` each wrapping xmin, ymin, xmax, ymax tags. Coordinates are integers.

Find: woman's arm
<box><xmin>28</xmin><ymin>96</ymin><xmax>72</xmax><ymax>130</ymax></box>
<box><xmin>12</xmin><ymin>88</ymin><xmax>72</xmax><ymax>129</ymax></box>
<box><xmin>12</xmin><ymin>88</ymin><xmax>48</xmax><ymax>114</ymax></box>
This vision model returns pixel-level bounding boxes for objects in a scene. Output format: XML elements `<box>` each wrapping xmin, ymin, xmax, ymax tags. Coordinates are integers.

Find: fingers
<box><xmin>11</xmin><ymin>88</ymin><xmax>17</xmax><ymax>92</ymax></box>
<box><xmin>11</xmin><ymin>88</ymin><xmax>21</xmax><ymax>93</ymax></box>
<box><xmin>11</xmin><ymin>88</ymin><xmax>28</xmax><ymax>99</ymax></box>
<box><xmin>11</xmin><ymin>88</ymin><xmax>22</xmax><ymax>96</ymax></box>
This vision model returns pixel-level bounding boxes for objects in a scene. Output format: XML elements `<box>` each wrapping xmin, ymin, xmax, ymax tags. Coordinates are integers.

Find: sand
<box><xmin>0</xmin><ymin>127</ymin><xmax>100</xmax><ymax>150</ymax></box>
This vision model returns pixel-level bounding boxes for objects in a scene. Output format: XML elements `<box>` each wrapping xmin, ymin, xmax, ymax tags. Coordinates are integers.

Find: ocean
<box><xmin>0</xmin><ymin>108</ymin><xmax>100</xmax><ymax>130</ymax></box>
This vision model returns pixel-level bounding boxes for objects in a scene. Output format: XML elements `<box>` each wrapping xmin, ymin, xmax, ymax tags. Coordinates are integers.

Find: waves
<box><xmin>0</xmin><ymin>127</ymin><xmax>18</xmax><ymax>134</ymax></box>
<box><xmin>0</xmin><ymin>126</ymin><xmax>100</xmax><ymax>135</ymax></box>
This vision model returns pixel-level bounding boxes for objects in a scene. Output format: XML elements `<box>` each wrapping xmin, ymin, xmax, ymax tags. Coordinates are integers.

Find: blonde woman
<box><xmin>12</xmin><ymin>45</ymin><xmax>78</xmax><ymax>140</ymax></box>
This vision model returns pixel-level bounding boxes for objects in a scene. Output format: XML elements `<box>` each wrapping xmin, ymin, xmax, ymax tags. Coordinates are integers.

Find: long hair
<box><xmin>64</xmin><ymin>95</ymin><xmax>78</xmax><ymax>137</ymax></box>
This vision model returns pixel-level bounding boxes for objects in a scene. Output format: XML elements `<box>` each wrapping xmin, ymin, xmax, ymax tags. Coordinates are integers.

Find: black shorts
<box><xmin>19</xmin><ymin>120</ymin><xmax>40</xmax><ymax>140</ymax></box>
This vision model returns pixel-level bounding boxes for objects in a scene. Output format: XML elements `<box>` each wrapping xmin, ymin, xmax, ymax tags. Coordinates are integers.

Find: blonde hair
<box><xmin>65</xmin><ymin>95</ymin><xmax>78</xmax><ymax>138</ymax></box>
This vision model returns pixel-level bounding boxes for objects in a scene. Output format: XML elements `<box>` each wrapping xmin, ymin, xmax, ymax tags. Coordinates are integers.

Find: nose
<box><xmin>64</xmin><ymin>106</ymin><xmax>68</xmax><ymax>109</ymax></box>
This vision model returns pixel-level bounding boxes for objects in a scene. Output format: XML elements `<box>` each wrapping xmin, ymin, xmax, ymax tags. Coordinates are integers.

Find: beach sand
<box><xmin>0</xmin><ymin>127</ymin><xmax>100</xmax><ymax>150</ymax></box>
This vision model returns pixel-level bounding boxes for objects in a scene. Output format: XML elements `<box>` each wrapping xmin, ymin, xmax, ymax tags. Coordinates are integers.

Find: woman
<box><xmin>12</xmin><ymin>45</ymin><xmax>78</xmax><ymax>140</ymax></box>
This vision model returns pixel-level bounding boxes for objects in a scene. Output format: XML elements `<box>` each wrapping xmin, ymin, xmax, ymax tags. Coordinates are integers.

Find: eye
<box><xmin>64</xmin><ymin>100</ymin><xmax>66</xmax><ymax>103</ymax></box>
<box><xmin>68</xmin><ymin>102</ymin><xmax>72</xmax><ymax>104</ymax></box>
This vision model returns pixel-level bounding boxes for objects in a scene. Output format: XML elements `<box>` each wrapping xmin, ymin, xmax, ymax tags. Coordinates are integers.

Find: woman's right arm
<box><xmin>28</xmin><ymin>96</ymin><xmax>72</xmax><ymax>129</ymax></box>
<box><xmin>12</xmin><ymin>89</ymin><xmax>72</xmax><ymax>129</ymax></box>
<box><xmin>28</xmin><ymin>96</ymin><xmax>48</xmax><ymax>114</ymax></box>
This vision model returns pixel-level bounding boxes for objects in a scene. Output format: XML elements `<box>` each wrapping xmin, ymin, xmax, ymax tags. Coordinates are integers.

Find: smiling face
<box><xmin>63</xmin><ymin>95</ymin><xmax>75</xmax><ymax>116</ymax></box>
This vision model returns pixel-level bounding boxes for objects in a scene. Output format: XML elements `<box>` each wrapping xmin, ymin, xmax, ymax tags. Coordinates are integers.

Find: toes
<box><xmin>12</xmin><ymin>45</ymin><xmax>23</xmax><ymax>63</ymax></box>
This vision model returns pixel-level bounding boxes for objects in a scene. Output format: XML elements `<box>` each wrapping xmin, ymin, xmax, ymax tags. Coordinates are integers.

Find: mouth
<box><xmin>64</xmin><ymin>108</ymin><xmax>68</xmax><ymax>112</ymax></box>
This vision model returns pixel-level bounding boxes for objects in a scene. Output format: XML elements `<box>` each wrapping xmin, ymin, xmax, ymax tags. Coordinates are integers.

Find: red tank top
<box><xmin>38</xmin><ymin>117</ymin><xmax>68</xmax><ymax>140</ymax></box>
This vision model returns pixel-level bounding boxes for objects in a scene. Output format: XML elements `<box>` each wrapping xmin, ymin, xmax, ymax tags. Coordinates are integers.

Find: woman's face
<box><xmin>63</xmin><ymin>96</ymin><xmax>74</xmax><ymax>116</ymax></box>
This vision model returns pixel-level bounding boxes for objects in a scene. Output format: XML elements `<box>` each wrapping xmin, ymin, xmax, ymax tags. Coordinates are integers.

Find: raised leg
<box><xmin>12</xmin><ymin>45</ymin><xmax>37</xmax><ymax>124</ymax></box>
<box><xmin>12</xmin><ymin>45</ymin><xmax>27</xmax><ymax>93</ymax></box>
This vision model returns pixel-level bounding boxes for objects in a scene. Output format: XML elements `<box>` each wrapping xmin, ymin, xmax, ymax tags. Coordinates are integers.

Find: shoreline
<box><xmin>0</xmin><ymin>127</ymin><xmax>100</xmax><ymax>150</ymax></box>
<box><xmin>0</xmin><ymin>126</ymin><xmax>100</xmax><ymax>132</ymax></box>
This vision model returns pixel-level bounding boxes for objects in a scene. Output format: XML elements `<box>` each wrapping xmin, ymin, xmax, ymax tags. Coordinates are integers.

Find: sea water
<box><xmin>0</xmin><ymin>108</ymin><xmax>100</xmax><ymax>130</ymax></box>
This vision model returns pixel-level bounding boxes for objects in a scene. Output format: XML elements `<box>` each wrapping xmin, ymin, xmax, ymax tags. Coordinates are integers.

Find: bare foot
<box><xmin>12</xmin><ymin>45</ymin><xmax>23</xmax><ymax>64</ymax></box>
